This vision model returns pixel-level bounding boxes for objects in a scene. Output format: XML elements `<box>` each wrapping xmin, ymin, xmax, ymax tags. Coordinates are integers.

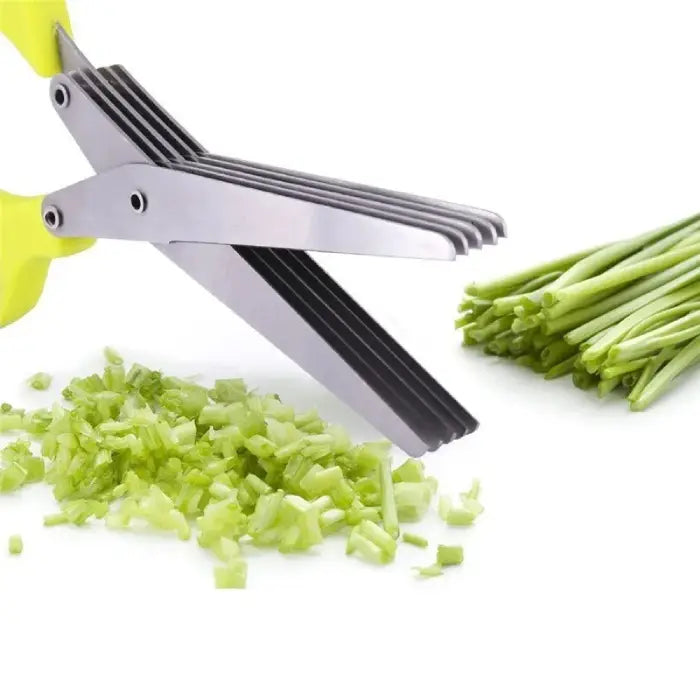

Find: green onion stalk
<box><xmin>457</xmin><ymin>213</ymin><xmax>700</xmax><ymax>409</ymax></box>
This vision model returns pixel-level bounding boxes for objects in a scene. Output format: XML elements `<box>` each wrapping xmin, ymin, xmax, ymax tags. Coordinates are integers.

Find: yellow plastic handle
<box><xmin>0</xmin><ymin>191</ymin><xmax>93</xmax><ymax>326</ymax></box>
<box><xmin>0</xmin><ymin>0</ymin><xmax>72</xmax><ymax>76</ymax></box>
<box><xmin>0</xmin><ymin>2</ymin><xmax>96</xmax><ymax>326</ymax></box>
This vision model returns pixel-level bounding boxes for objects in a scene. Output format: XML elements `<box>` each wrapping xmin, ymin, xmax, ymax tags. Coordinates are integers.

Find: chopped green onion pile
<box><xmin>0</xmin><ymin>352</ymin><xmax>483</xmax><ymax>587</ymax></box>
<box><xmin>457</xmin><ymin>213</ymin><xmax>700</xmax><ymax>409</ymax></box>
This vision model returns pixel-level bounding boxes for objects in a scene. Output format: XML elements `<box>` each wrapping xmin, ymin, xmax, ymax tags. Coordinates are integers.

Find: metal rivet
<box><xmin>129</xmin><ymin>191</ymin><xmax>147</xmax><ymax>214</ymax></box>
<box><xmin>43</xmin><ymin>205</ymin><xmax>62</xmax><ymax>230</ymax></box>
<box><xmin>53</xmin><ymin>84</ymin><xmax>70</xmax><ymax>109</ymax></box>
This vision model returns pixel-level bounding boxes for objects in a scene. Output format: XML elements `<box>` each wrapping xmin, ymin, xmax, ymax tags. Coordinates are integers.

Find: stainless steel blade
<box><xmin>238</xmin><ymin>247</ymin><xmax>446</xmax><ymax>450</ymax></box>
<box><xmin>70</xmin><ymin>69</ymin><xmax>173</xmax><ymax>164</ymax></box>
<box><xmin>175</xmin><ymin>160</ymin><xmax>470</xmax><ymax>255</ymax></box>
<box><xmin>77</xmin><ymin>68</ymin><xmax>183</xmax><ymax>163</ymax></box>
<box><xmin>45</xmin><ymin>163</ymin><xmax>457</xmax><ymax>260</ymax></box>
<box><xmin>200</xmin><ymin>153</ymin><xmax>504</xmax><ymax>242</ymax></box>
<box><xmin>157</xmin><ymin>242</ymin><xmax>436</xmax><ymax>456</ymax></box>
<box><xmin>49</xmin><ymin>73</ymin><xmax>148</xmax><ymax>171</ymax></box>
<box><xmin>260</xmin><ymin>248</ymin><xmax>472</xmax><ymax>441</ymax></box>
<box><xmin>56</xmin><ymin>24</ymin><xmax>93</xmax><ymax>73</ymax></box>
<box><xmin>99</xmin><ymin>65</ymin><xmax>203</xmax><ymax>158</ymax></box>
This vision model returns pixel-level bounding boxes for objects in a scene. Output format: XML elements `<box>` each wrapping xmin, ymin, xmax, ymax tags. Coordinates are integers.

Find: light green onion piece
<box><xmin>103</xmin><ymin>347</ymin><xmax>124</xmax><ymax>366</ymax></box>
<box><xmin>0</xmin><ymin>413</ymin><xmax>24</xmax><ymax>432</ymax></box>
<box><xmin>210</xmin><ymin>379</ymin><xmax>247</xmax><ymax>404</ymax></box>
<box><xmin>462</xmin><ymin>478</ymin><xmax>481</xmax><ymax>501</ymax></box>
<box><xmin>378</xmin><ymin>455</ymin><xmax>399</xmax><ymax>539</ymax></box>
<box><xmin>346</xmin><ymin>503</ymin><xmax>381</xmax><ymax>525</ymax></box>
<box><xmin>0</xmin><ymin>457</ymin><xmax>28</xmax><ymax>492</ymax></box>
<box><xmin>27</xmin><ymin>372</ymin><xmax>52</xmax><ymax>391</ymax></box>
<box><xmin>8</xmin><ymin>534</ymin><xmax>23</xmax><ymax>555</ymax></box>
<box><xmin>320</xmin><ymin>508</ymin><xmax>346</xmax><ymax>533</ymax></box>
<box><xmin>43</xmin><ymin>513</ymin><xmax>69</xmax><ymax>527</ymax></box>
<box><xmin>439</xmin><ymin>491</ymin><xmax>484</xmax><ymax>526</ymax></box>
<box><xmin>346</xmin><ymin>519</ymin><xmax>397</xmax><ymax>564</ymax></box>
<box><xmin>211</xmin><ymin>536</ymin><xmax>241</xmax><ymax>562</ymax></box>
<box><xmin>402</xmin><ymin>532</ymin><xmax>428</xmax><ymax>548</ymax></box>
<box><xmin>299</xmin><ymin>464</ymin><xmax>343</xmax><ymax>497</ymax></box>
<box><xmin>392</xmin><ymin>458</ymin><xmax>425</xmax><ymax>483</ymax></box>
<box><xmin>413</xmin><ymin>562</ymin><xmax>443</xmax><ymax>577</ymax></box>
<box><xmin>0</xmin><ymin>440</ymin><xmax>44</xmax><ymax>490</ymax></box>
<box><xmin>393</xmin><ymin>482</ymin><xmax>434</xmax><ymax>522</ymax></box>
<box><xmin>436</xmin><ymin>544</ymin><xmax>463</xmax><ymax>566</ymax></box>
<box><xmin>214</xmin><ymin>559</ymin><xmax>247</xmax><ymax>589</ymax></box>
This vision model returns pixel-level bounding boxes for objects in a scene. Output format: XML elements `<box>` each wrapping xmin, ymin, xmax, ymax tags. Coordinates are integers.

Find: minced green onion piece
<box><xmin>413</xmin><ymin>562</ymin><xmax>443</xmax><ymax>577</ymax></box>
<box><xmin>346</xmin><ymin>503</ymin><xmax>381</xmax><ymax>525</ymax></box>
<box><xmin>402</xmin><ymin>532</ymin><xmax>428</xmax><ymax>548</ymax></box>
<box><xmin>8</xmin><ymin>534</ymin><xmax>23</xmax><ymax>555</ymax></box>
<box><xmin>209</xmin><ymin>482</ymin><xmax>233</xmax><ymax>500</ymax></box>
<box><xmin>214</xmin><ymin>559</ymin><xmax>247</xmax><ymax>588</ymax></box>
<box><xmin>463</xmin><ymin>478</ymin><xmax>480</xmax><ymax>501</ymax></box>
<box><xmin>27</xmin><ymin>372</ymin><xmax>52</xmax><ymax>391</ymax></box>
<box><xmin>346</xmin><ymin>519</ymin><xmax>397</xmax><ymax>564</ymax></box>
<box><xmin>392</xmin><ymin>458</ymin><xmax>425</xmax><ymax>483</ymax></box>
<box><xmin>210</xmin><ymin>378</ymin><xmax>247</xmax><ymax>404</ymax></box>
<box><xmin>0</xmin><ymin>413</ymin><xmax>24</xmax><ymax>432</ymax></box>
<box><xmin>211</xmin><ymin>536</ymin><xmax>241</xmax><ymax>562</ymax></box>
<box><xmin>104</xmin><ymin>347</ymin><xmax>124</xmax><ymax>366</ymax></box>
<box><xmin>378</xmin><ymin>455</ymin><xmax>399</xmax><ymax>539</ymax></box>
<box><xmin>43</xmin><ymin>513</ymin><xmax>69</xmax><ymax>527</ymax></box>
<box><xmin>299</xmin><ymin>464</ymin><xmax>343</xmax><ymax>497</ymax></box>
<box><xmin>393</xmin><ymin>482</ymin><xmax>434</xmax><ymax>522</ymax></box>
<box><xmin>311</xmin><ymin>495</ymin><xmax>334</xmax><ymax>512</ymax></box>
<box><xmin>436</xmin><ymin>544</ymin><xmax>463</xmax><ymax>566</ymax></box>
<box><xmin>320</xmin><ymin>508</ymin><xmax>346</xmax><ymax>533</ymax></box>
<box><xmin>0</xmin><ymin>457</ymin><xmax>28</xmax><ymax>492</ymax></box>
<box><xmin>346</xmin><ymin>529</ymin><xmax>384</xmax><ymax>564</ymax></box>
<box><xmin>439</xmin><ymin>488</ymin><xmax>484</xmax><ymax>526</ymax></box>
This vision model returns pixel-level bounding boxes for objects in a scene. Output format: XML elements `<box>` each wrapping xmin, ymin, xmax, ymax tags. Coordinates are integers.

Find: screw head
<box><xmin>129</xmin><ymin>191</ymin><xmax>147</xmax><ymax>214</ymax></box>
<box><xmin>43</xmin><ymin>205</ymin><xmax>63</xmax><ymax>231</ymax></box>
<box><xmin>53</xmin><ymin>84</ymin><xmax>70</xmax><ymax>109</ymax></box>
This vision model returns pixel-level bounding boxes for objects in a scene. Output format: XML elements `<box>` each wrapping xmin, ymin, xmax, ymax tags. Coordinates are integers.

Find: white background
<box><xmin>1</xmin><ymin>0</ymin><xmax>699</xmax><ymax>697</ymax></box>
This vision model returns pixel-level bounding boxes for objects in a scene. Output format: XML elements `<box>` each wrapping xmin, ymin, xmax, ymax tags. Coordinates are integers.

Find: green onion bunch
<box><xmin>457</xmin><ymin>213</ymin><xmax>700</xmax><ymax>409</ymax></box>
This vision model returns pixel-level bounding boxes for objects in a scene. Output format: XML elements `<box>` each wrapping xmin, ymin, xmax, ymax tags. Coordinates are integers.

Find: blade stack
<box><xmin>59</xmin><ymin>63</ymin><xmax>506</xmax><ymax>454</ymax></box>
